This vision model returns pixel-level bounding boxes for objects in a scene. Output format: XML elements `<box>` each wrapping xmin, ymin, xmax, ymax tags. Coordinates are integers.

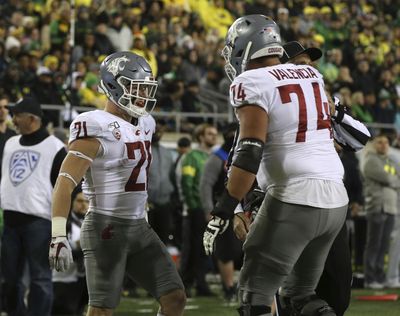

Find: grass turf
<box><xmin>115</xmin><ymin>288</ymin><xmax>400</xmax><ymax>315</ymax></box>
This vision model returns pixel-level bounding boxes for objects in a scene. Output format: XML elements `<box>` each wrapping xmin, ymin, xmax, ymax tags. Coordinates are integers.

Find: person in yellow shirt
<box><xmin>131</xmin><ymin>33</ymin><xmax>158</xmax><ymax>77</ymax></box>
<box><xmin>79</xmin><ymin>72</ymin><xmax>107</xmax><ymax>109</ymax></box>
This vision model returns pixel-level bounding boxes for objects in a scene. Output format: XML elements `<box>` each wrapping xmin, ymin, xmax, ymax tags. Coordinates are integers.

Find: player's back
<box><xmin>69</xmin><ymin>110</ymin><xmax>155</xmax><ymax>219</ymax></box>
<box><xmin>230</xmin><ymin>63</ymin><xmax>347</xmax><ymax>208</ymax></box>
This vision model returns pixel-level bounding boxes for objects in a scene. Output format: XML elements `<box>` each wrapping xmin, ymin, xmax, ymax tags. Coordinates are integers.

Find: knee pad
<box><xmin>291</xmin><ymin>295</ymin><xmax>336</xmax><ymax>316</ymax></box>
<box><xmin>237</xmin><ymin>305</ymin><xmax>271</xmax><ymax>316</ymax></box>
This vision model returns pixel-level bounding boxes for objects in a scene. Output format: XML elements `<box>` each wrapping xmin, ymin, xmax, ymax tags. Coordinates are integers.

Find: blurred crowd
<box><xmin>0</xmin><ymin>0</ymin><xmax>399</xmax><ymax>131</ymax></box>
<box><xmin>0</xmin><ymin>1</ymin><xmax>399</xmax><ymax>314</ymax></box>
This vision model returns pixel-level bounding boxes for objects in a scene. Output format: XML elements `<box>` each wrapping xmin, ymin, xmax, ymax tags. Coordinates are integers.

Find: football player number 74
<box><xmin>278</xmin><ymin>82</ymin><xmax>331</xmax><ymax>142</ymax></box>
<box><xmin>124</xmin><ymin>141</ymin><xmax>151</xmax><ymax>192</ymax></box>
<box><xmin>231</xmin><ymin>82</ymin><xmax>331</xmax><ymax>143</ymax></box>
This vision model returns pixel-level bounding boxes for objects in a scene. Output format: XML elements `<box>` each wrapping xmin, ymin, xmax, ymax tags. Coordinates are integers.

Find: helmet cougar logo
<box><xmin>107</xmin><ymin>56</ymin><xmax>130</xmax><ymax>76</ymax></box>
<box><xmin>227</xmin><ymin>23</ymin><xmax>239</xmax><ymax>46</ymax></box>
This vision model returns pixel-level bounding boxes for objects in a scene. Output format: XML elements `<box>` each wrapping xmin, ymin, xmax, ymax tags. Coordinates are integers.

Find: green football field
<box><xmin>114</xmin><ymin>287</ymin><xmax>400</xmax><ymax>315</ymax></box>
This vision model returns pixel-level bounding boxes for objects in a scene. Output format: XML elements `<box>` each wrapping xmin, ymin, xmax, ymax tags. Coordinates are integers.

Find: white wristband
<box><xmin>234</xmin><ymin>203</ymin><xmax>243</xmax><ymax>214</ymax></box>
<box><xmin>52</xmin><ymin>216</ymin><xmax>67</xmax><ymax>237</ymax></box>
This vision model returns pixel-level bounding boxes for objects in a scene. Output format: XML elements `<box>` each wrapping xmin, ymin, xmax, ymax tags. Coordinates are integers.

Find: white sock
<box><xmin>156</xmin><ymin>313</ymin><xmax>165</xmax><ymax>316</ymax></box>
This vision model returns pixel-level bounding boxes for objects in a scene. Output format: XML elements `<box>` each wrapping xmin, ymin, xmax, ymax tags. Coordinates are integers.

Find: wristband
<box><xmin>211</xmin><ymin>189</ymin><xmax>240</xmax><ymax>220</ymax></box>
<box><xmin>234</xmin><ymin>203</ymin><xmax>243</xmax><ymax>214</ymax></box>
<box><xmin>52</xmin><ymin>216</ymin><xmax>67</xmax><ymax>237</ymax></box>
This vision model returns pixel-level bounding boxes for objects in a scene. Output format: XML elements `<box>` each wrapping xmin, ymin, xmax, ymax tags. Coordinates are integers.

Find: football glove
<box><xmin>332</xmin><ymin>97</ymin><xmax>346</xmax><ymax>123</ymax></box>
<box><xmin>243</xmin><ymin>186</ymin><xmax>265</xmax><ymax>221</ymax></box>
<box><xmin>203</xmin><ymin>216</ymin><xmax>229</xmax><ymax>256</ymax></box>
<box><xmin>49</xmin><ymin>236</ymin><xmax>73</xmax><ymax>272</ymax></box>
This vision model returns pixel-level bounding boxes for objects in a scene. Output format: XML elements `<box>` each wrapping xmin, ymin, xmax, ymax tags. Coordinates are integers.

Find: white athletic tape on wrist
<box><xmin>52</xmin><ymin>216</ymin><xmax>67</xmax><ymax>237</ymax></box>
<box><xmin>59</xmin><ymin>172</ymin><xmax>78</xmax><ymax>187</ymax></box>
<box><xmin>234</xmin><ymin>203</ymin><xmax>243</xmax><ymax>214</ymax></box>
<box><xmin>69</xmin><ymin>150</ymin><xmax>93</xmax><ymax>162</ymax></box>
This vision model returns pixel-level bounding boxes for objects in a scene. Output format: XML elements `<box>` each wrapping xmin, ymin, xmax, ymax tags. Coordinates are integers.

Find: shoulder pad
<box><xmin>69</xmin><ymin>111</ymin><xmax>103</xmax><ymax>143</ymax></box>
<box><xmin>230</xmin><ymin>71</ymin><xmax>262</xmax><ymax>108</ymax></box>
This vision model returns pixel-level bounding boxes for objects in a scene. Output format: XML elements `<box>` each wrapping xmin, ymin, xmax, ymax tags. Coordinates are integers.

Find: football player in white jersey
<box><xmin>49</xmin><ymin>52</ymin><xmax>186</xmax><ymax>316</ymax></box>
<box><xmin>250</xmin><ymin>42</ymin><xmax>370</xmax><ymax>316</ymax></box>
<box><xmin>203</xmin><ymin>15</ymin><xmax>347</xmax><ymax>316</ymax></box>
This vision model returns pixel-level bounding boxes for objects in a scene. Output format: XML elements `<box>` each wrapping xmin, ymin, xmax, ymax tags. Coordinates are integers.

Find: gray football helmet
<box><xmin>221</xmin><ymin>15</ymin><xmax>283</xmax><ymax>81</ymax></box>
<box><xmin>98</xmin><ymin>51</ymin><xmax>158</xmax><ymax>117</ymax></box>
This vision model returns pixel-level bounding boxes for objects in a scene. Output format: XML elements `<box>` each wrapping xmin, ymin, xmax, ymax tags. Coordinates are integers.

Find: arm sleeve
<box><xmin>347</xmin><ymin>169</ymin><xmax>364</xmax><ymax>204</ymax></box>
<box><xmin>343</xmin><ymin>157</ymin><xmax>364</xmax><ymax>204</ymax></box>
<box><xmin>181</xmin><ymin>153</ymin><xmax>199</xmax><ymax>210</ymax></box>
<box><xmin>332</xmin><ymin>113</ymin><xmax>371</xmax><ymax>152</ymax></box>
<box><xmin>200</xmin><ymin>155</ymin><xmax>223</xmax><ymax>211</ymax></box>
<box><xmin>50</xmin><ymin>147</ymin><xmax>68</xmax><ymax>186</ymax></box>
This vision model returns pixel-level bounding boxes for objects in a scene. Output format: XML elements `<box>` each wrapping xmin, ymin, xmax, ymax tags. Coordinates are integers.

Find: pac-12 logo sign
<box><xmin>9</xmin><ymin>150</ymin><xmax>40</xmax><ymax>186</ymax></box>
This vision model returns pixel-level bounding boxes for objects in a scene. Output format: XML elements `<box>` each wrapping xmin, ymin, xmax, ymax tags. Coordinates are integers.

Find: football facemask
<box><xmin>116</xmin><ymin>76</ymin><xmax>158</xmax><ymax>117</ymax></box>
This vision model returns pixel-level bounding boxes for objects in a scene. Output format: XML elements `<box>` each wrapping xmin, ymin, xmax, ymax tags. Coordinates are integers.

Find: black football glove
<box><xmin>243</xmin><ymin>186</ymin><xmax>265</xmax><ymax>221</ymax></box>
<box><xmin>332</xmin><ymin>97</ymin><xmax>346</xmax><ymax>123</ymax></box>
<box><xmin>203</xmin><ymin>216</ymin><xmax>230</xmax><ymax>255</ymax></box>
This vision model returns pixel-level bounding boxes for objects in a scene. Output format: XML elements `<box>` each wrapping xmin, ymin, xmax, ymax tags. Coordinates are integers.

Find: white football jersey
<box><xmin>69</xmin><ymin>110</ymin><xmax>155</xmax><ymax>219</ymax></box>
<box><xmin>230</xmin><ymin>63</ymin><xmax>348</xmax><ymax>208</ymax></box>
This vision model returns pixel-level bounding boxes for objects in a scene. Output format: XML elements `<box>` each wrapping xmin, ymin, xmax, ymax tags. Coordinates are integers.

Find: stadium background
<box><xmin>0</xmin><ymin>0</ymin><xmax>400</xmax><ymax>315</ymax></box>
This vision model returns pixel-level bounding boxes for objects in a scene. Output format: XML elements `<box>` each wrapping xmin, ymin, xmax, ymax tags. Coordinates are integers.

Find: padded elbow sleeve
<box><xmin>232</xmin><ymin>138</ymin><xmax>264</xmax><ymax>175</ymax></box>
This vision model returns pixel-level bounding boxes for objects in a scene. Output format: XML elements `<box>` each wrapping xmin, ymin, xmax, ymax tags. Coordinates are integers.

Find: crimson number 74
<box><xmin>278</xmin><ymin>82</ymin><xmax>332</xmax><ymax>142</ymax></box>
